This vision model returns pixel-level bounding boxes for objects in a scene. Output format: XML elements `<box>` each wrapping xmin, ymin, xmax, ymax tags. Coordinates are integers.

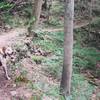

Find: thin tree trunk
<box><xmin>88</xmin><ymin>0</ymin><xmax>93</xmax><ymax>40</ymax></box>
<box><xmin>33</xmin><ymin>0</ymin><xmax>43</xmax><ymax>29</ymax></box>
<box><xmin>60</xmin><ymin>0</ymin><xmax>74</xmax><ymax>96</ymax></box>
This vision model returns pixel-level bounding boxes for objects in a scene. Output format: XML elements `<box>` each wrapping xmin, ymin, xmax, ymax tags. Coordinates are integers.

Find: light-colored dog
<box><xmin>0</xmin><ymin>46</ymin><xmax>16</xmax><ymax>80</ymax></box>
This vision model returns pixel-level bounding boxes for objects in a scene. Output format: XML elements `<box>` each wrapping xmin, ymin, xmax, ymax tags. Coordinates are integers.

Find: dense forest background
<box><xmin>0</xmin><ymin>0</ymin><xmax>100</xmax><ymax>100</ymax></box>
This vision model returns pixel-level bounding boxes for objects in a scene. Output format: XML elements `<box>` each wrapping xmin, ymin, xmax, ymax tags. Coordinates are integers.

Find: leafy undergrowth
<box><xmin>0</xmin><ymin>28</ymin><xmax>98</xmax><ymax>100</ymax></box>
<box><xmin>27</xmin><ymin>30</ymin><xmax>99</xmax><ymax>99</ymax></box>
<box><xmin>0</xmin><ymin>26</ymin><xmax>99</xmax><ymax>100</ymax></box>
<box><xmin>0</xmin><ymin>1</ymin><xmax>100</xmax><ymax>99</ymax></box>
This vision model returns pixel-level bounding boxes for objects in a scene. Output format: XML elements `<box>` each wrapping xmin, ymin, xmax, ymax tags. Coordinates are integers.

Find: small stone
<box><xmin>13</xmin><ymin>84</ymin><xmax>17</xmax><ymax>88</ymax></box>
<box><xmin>10</xmin><ymin>91</ymin><xmax>17</xmax><ymax>96</ymax></box>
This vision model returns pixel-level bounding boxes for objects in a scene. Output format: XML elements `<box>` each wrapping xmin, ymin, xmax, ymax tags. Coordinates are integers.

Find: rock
<box><xmin>12</xmin><ymin>84</ymin><xmax>17</xmax><ymax>88</ymax></box>
<box><xmin>10</xmin><ymin>91</ymin><xmax>17</xmax><ymax>96</ymax></box>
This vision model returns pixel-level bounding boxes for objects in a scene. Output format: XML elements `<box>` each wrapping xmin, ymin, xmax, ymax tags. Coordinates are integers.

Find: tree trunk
<box><xmin>33</xmin><ymin>0</ymin><xmax>43</xmax><ymax>29</ymax></box>
<box><xmin>42</xmin><ymin>0</ymin><xmax>47</xmax><ymax>10</ymax></box>
<box><xmin>88</xmin><ymin>0</ymin><xmax>93</xmax><ymax>40</ymax></box>
<box><xmin>60</xmin><ymin>0</ymin><xmax>74</xmax><ymax>97</ymax></box>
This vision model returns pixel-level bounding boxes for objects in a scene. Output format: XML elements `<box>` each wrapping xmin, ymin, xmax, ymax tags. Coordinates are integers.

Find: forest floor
<box><xmin>0</xmin><ymin>19</ymin><xmax>100</xmax><ymax>99</ymax></box>
<box><xmin>0</xmin><ymin>27</ymin><xmax>59</xmax><ymax>100</ymax></box>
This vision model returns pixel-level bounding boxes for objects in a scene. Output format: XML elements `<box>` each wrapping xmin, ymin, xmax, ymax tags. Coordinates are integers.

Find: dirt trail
<box><xmin>42</xmin><ymin>17</ymin><xmax>100</xmax><ymax>32</ymax></box>
<box><xmin>0</xmin><ymin>28</ymin><xmax>27</xmax><ymax>46</ymax></box>
<box><xmin>42</xmin><ymin>20</ymin><xmax>90</xmax><ymax>32</ymax></box>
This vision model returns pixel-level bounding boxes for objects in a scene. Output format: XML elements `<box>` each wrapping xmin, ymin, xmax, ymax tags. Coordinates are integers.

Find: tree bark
<box><xmin>33</xmin><ymin>0</ymin><xmax>43</xmax><ymax>29</ymax></box>
<box><xmin>42</xmin><ymin>0</ymin><xmax>47</xmax><ymax>10</ymax></box>
<box><xmin>60</xmin><ymin>0</ymin><xmax>74</xmax><ymax>96</ymax></box>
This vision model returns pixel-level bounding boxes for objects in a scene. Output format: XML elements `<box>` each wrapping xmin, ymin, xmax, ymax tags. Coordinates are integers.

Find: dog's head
<box><xmin>4</xmin><ymin>46</ymin><xmax>16</xmax><ymax>62</ymax></box>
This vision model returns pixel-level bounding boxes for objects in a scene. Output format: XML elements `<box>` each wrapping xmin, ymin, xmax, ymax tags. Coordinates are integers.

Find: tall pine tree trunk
<box><xmin>60</xmin><ymin>0</ymin><xmax>74</xmax><ymax>96</ymax></box>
